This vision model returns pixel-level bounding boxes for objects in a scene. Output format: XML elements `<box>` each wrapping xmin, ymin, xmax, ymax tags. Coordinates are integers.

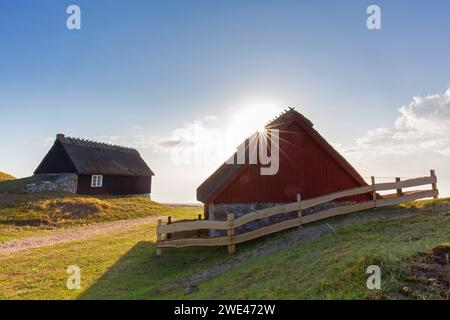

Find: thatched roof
<box><xmin>35</xmin><ymin>134</ymin><xmax>154</xmax><ymax>176</ymax></box>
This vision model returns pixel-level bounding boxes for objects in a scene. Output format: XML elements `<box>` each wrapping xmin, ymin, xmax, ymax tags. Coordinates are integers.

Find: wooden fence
<box><xmin>156</xmin><ymin>170</ymin><xmax>438</xmax><ymax>255</ymax></box>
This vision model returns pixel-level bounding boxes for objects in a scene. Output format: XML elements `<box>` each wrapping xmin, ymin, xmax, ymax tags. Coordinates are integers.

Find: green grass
<box><xmin>168</xmin><ymin>211</ymin><xmax>450</xmax><ymax>300</ymax></box>
<box><xmin>0</xmin><ymin>226</ymin><xmax>56</xmax><ymax>242</ymax></box>
<box><xmin>0</xmin><ymin>200</ymin><xmax>448</xmax><ymax>300</ymax></box>
<box><xmin>0</xmin><ymin>190</ymin><xmax>202</xmax><ymax>242</ymax></box>
<box><xmin>0</xmin><ymin>210</ymin><xmax>222</xmax><ymax>300</ymax></box>
<box><xmin>0</xmin><ymin>203</ymin><xmax>202</xmax><ymax>243</ymax></box>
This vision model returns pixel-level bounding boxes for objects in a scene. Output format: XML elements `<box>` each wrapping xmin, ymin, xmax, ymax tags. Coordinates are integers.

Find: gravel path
<box><xmin>0</xmin><ymin>216</ymin><xmax>163</xmax><ymax>255</ymax></box>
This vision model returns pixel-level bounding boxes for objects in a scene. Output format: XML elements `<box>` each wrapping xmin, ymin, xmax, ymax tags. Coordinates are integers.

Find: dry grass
<box><xmin>38</xmin><ymin>197</ymin><xmax>113</xmax><ymax>222</ymax></box>
<box><xmin>0</xmin><ymin>171</ymin><xmax>15</xmax><ymax>181</ymax></box>
<box><xmin>0</xmin><ymin>193</ymin><xmax>169</xmax><ymax>226</ymax></box>
<box><xmin>400</xmin><ymin>197</ymin><xmax>450</xmax><ymax>209</ymax></box>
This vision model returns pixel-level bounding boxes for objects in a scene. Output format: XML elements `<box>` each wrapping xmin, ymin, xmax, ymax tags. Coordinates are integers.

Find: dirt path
<box><xmin>155</xmin><ymin>208</ymin><xmax>445</xmax><ymax>295</ymax></box>
<box><xmin>0</xmin><ymin>216</ymin><xmax>163</xmax><ymax>255</ymax></box>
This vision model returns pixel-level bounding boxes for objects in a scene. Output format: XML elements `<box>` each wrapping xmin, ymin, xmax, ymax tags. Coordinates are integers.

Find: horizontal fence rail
<box><xmin>156</xmin><ymin>170</ymin><xmax>438</xmax><ymax>254</ymax></box>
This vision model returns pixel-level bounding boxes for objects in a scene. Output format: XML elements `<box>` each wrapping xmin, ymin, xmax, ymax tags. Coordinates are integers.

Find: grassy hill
<box><xmin>0</xmin><ymin>175</ymin><xmax>181</xmax><ymax>227</ymax></box>
<box><xmin>0</xmin><ymin>192</ymin><xmax>171</xmax><ymax>227</ymax></box>
<box><xmin>0</xmin><ymin>177</ymin><xmax>201</xmax><ymax>242</ymax></box>
<box><xmin>176</xmin><ymin>215</ymin><xmax>449</xmax><ymax>300</ymax></box>
<box><xmin>0</xmin><ymin>171</ymin><xmax>15</xmax><ymax>181</ymax></box>
<box><xmin>0</xmin><ymin>198</ymin><xmax>448</xmax><ymax>300</ymax></box>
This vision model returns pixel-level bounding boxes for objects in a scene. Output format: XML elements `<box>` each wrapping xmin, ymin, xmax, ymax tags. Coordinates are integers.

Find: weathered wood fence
<box><xmin>156</xmin><ymin>170</ymin><xmax>438</xmax><ymax>255</ymax></box>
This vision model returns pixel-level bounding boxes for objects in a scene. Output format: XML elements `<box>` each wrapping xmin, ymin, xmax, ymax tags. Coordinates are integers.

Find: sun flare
<box><xmin>228</xmin><ymin>100</ymin><xmax>283</xmax><ymax>139</ymax></box>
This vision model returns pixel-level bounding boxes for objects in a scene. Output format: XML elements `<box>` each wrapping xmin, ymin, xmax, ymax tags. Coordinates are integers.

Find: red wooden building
<box><xmin>197</xmin><ymin>108</ymin><xmax>370</xmax><ymax>220</ymax></box>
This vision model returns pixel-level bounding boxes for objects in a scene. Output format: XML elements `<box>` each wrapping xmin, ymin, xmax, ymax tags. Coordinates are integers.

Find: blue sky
<box><xmin>1</xmin><ymin>0</ymin><xmax>450</xmax><ymax>202</ymax></box>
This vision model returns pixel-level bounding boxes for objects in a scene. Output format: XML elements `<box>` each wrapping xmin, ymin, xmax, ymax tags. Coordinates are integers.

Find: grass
<box><xmin>0</xmin><ymin>192</ymin><xmax>169</xmax><ymax>227</ymax></box>
<box><xmin>168</xmin><ymin>211</ymin><xmax>450</xmax><ymax>300</ymax></box>
<box><xmin>0</xmin><ymin>226</ymin><xmax>57</xmax><ymax>243</ymax></box>
<box><xmin>0</xmin><ymin>176</ymin><xmax>203</xmax><ymax>228</ymax></box>
<box><xmin>0</xmin><ymin>171</ymin><xmax>15</xmax><ymax>181</ymax></box>
<box><xmin>400</xmin><ymin>196</ymin><xmax>450</xmax><ymax>209</ymax></box>
<box><xmin>0</xmin><ymin>189</ymin><xmax>202</xmax><ymax>242</ymax></box>
<box><xmin>0</xmin><ymin>201</ymin><xmax>202</xmax><ymax>243</ymax></box>
<box><xmin>0</xmin><ymin>210</ymin><xmax>221</xmax><ymax>300</ymax></box>
<box><xmin>0</xmin><ymin>199</ymin><xmax>448</xmax><ymax>300</ymax></box>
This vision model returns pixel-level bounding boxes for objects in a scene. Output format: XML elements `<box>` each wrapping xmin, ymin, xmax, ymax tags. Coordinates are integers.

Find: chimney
<box><xmin>56</xmin><ymin>133</ymin><xmax>65</xmax><ymax>140</ymax></box>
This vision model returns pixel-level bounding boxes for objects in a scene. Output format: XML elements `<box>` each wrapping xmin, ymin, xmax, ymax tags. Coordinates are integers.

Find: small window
<box><xmin>91</xmin><ymin>175</ymin><xmax>103</xmax><ymax>187</ymax></box>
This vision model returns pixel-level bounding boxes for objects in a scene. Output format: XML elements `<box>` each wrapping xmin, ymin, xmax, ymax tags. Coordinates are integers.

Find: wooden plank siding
<box><xmin>77</xmin><ymin>175</ymin><xmax>151</xmax><ymax>195</ymax></box>
<box><xmin>212</xmin><ymin>122</ymin><xmax>369</xmax><ymax>204</ymax></box>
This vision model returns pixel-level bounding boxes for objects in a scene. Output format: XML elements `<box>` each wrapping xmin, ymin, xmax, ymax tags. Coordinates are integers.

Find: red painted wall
<box><xmin>211</xmin><ymin>121</ymin><xmax>368</xmax><ymax>204</ymax></box>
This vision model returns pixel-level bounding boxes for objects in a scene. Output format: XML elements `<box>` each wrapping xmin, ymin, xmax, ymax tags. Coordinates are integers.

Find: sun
<box><xmin>227</xmin><ymin>100</ymin><xmax>283</xmax><ymax>143</ymax></box>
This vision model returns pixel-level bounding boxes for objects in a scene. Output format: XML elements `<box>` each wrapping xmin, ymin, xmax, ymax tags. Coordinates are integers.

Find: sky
<box><xmin>1</xmin><ymin>0</ymin><xmax>450</xmax><ymax>203</ymax></box>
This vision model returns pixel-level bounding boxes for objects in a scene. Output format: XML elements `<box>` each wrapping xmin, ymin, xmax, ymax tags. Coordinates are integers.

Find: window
<box><xmin>91</xmin><ymin>175</ymin><xmax>103</xmax><ymax>187</ymax></box>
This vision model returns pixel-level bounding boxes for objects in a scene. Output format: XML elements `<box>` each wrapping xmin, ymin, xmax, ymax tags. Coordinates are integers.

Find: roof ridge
<box><xmin>265</xmin><ymin>106</ymin><xmax>313</xmax><ymax>127</ymax></box>
<box><xmin>61</xmin><ymin>135</ymin><xmax>137</xmax><ymax>153</ymax></box>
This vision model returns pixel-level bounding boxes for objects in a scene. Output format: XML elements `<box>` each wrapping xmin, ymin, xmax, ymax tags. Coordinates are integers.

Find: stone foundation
<box><xmin>26</xmin><ymin>174</ymin><xmax>78</xmax><ymax>193</ymax></box>
<box><xmin>208</xmin><ymin>201</ymin><xmax>349</xmax><ymax>237</ymax></box>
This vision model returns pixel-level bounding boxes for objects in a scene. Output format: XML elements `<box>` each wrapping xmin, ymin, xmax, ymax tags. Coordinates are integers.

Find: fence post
<box><xmin>227</xmin><ymin>213</ymin><xmax>235</xmax><ymax>254</ymax></box>
<box><xmin>395</xmin><ymin>177</ymin><xmax>403</xmax><ymax>197</ymax></box>
<box><xmin>156</xmin><ymin>218</ymin><xmax>162</xmax><ymax>256</ymax></box>
<box><xmin>371</xmin><ymin>176</ymin><xmax>377</xmax><ymax>208</ymax></box>
<box><xmin>167</xmin><ymin>216</ymin><xmax>172</xmax><ymax>239</ymax></box>
<box><xmin>197</xmin><ymin>214</ymin><xmax>202</xmax><ymax>238</ymax></box>
<box><xmin>297</xmin><ymin>194</ymin><xmax>303</xmax><ymax>228</ymax></box>
<box><xmin>430</xmin><ymin>169</ymin><xmax>438</xmax><ymax>199</ymax></box>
